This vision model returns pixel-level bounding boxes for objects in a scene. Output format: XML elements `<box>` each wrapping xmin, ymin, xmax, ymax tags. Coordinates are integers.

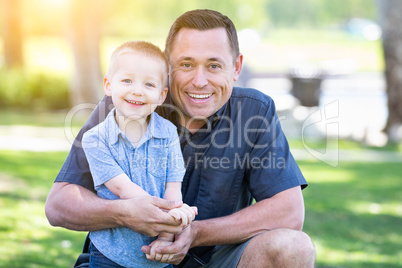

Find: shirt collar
<box><xmin>147</xmin><ymin>111</ymin><xmax>170</xmax><ymax>139</ymax></box>
<box><xmin>107</xmin><ymin>108</ymin><xmax>169</xmax><ymax>146</ymax></box>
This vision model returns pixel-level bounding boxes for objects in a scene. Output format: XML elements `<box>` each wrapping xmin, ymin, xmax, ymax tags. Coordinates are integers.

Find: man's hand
<box><xmin>120</xmin><ymin>195</ymin><xmax>184</xmax><ymax>237</ymax></box>
<box><xmin>141</xmin><ymin>223</ymin><xmax>196</xmax><ymax>265</ymax></box>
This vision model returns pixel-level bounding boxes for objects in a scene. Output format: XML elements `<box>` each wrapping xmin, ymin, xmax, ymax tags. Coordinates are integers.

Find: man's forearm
<box><xmin>46</xmin><ymin>182</ymin><xmax>184</xmax><ymax>236</ymax></box>
<box><xmin>190</xmin><ymin>186</ymin><xmax>305</xmax><ymax>248</ymax></box>
<box><xmin>45</xmin><ymin>182</ymin><xmax>122</xmax><ymax>231</ymax></box>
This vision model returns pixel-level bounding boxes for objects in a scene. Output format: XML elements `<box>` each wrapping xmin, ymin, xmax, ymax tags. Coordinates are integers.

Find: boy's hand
<box><xmin>168</xmin><ymin>204</ymin><xmax>198</xmax><ymax>227</ymax></box>
<box><xmin>146</xmin><ymin>238</ymin><xmax>174</xmax><ymax>263</ymax></box>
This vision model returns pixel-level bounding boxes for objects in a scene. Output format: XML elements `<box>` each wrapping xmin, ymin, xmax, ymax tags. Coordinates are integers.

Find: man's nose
<box><xmin>192</xmin><ymin>67</ymin><xmax>208</xmax><ymax>88</ymax></box>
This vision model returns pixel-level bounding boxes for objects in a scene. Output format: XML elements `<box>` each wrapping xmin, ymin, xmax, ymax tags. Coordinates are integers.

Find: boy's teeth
<box><xmin>127</xmin><ymin>100</ymin><xmax>143</xmax><ymax>104</ymax></box>
<box><xmin>188</xmin><ymin>93</ymin><xmax>212</xmax><ymax>99</ymax></box>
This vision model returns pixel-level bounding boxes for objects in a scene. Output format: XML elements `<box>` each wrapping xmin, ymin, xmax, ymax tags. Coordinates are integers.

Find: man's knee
<box><xmin>291</xmin><ymin>230</ymin><xmax>316</xmax><ymax>264</ymax></box>
<box><xmin>240</xmin><ymin>229</ymin><xmax>315</xmax><ymax>267</ymax></box>
<box><xmin>265</xmin><ymin>229</ymin><xmax>315</xmax><ymax>267</ymax></box>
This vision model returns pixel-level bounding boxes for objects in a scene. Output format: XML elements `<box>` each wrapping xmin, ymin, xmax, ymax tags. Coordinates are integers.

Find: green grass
<box><xmin>0</xmin><ymin>150</ymin><xmax>401</xmax><ymax>267</ymax></box>
<box><xmin>0</xmin><ymin>150</ymin><xmax>86</xmax><ymax>267</ymax></box>
<box><xmin>288</xmin><ymin>138</ymin><xmax>402</xmax><ymax>152</ymax></box>
<box><xmin>301</xmin><ymin>160</ymin><xmax>402</xmax><ymax>267</ymax></box>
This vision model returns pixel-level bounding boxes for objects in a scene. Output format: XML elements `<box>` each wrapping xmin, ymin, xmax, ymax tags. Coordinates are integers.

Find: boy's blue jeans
<box><xmin>89</xmin><ymin>242</ymin><xmax>173</xmax><ymax>268</ymax></box>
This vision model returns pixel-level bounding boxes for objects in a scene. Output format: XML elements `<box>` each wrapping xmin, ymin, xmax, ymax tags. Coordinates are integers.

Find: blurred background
<box><xmin>0</xmin><ymin>0</ymin><xmax>401</xmax><ymax>267</ymax></box>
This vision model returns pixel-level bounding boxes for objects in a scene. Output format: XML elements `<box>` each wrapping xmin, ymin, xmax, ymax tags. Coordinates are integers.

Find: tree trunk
<box><xmin>68</xmin><ymin>0</ymin><xmax>103</xmax><ymax>106</ymax></box>
<box><xmin>379</xmin><ymin>0</ymin><xmax>402</xmax><ymax>142</ymax></box>
<box><xmin>1</xmin><ymin>0</ymin><xmax>24</xmax><ymax>69</ymax></box>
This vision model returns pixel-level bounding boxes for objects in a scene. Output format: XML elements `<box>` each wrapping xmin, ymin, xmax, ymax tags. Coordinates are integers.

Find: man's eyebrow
<box><xmin>175</xmin><ymin>56</ymin><xmax>225</xmax><ymax>63</ymax></box>
<box><xmin>176</xmin><ymin>56</ymin><xmax>194</xmax><ymax>61</ymax></box>
<box><xmin>208</xmin><ymin>57</ymin><xmax>225</xmax><ymax>63</ymax></box>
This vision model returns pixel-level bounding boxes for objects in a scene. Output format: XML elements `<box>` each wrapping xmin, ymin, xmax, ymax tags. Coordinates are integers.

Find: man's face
<box><xmin>169</xmin><ymin>28</ymin><xmax>242</xmax><ymax>130</ymax></box>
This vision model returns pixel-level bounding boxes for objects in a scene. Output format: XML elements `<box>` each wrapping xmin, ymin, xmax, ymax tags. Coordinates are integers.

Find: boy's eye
<box><xmin>145</xmin><ymin>82</ymin><xmax>156</xmax><ymax>88</ymax></box>
<box><xmin>122</xmin><ymin>79</ymin><xmax>132</xmax><ymax>83</ymax></box>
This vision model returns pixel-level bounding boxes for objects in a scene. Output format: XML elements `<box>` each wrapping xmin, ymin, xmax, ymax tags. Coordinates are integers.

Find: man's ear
<box><xmin>104</xmin><ymin>76</ymin><xmax>112</xmax><ymax>96</ymax></box>
<box><xmin>158</xmin><ymin>87</ymin><xmax>168</xmax><ymax>105</ymax></box>
<box><xmin>233</xmin><ymin>53</ymin><xmax>243</xmax><ymax>82</ymax></box>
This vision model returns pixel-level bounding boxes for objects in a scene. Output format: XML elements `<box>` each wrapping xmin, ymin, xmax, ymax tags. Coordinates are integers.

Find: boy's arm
<box><xmin>147</xmin><ymin>182</ymin><xmax>198</xmax><ymax>262</ymax></box>
<box><xmin>104</xmin><ymin>173</ymin><xmax>149</xmax><ymax>199</ymax></box>
<box><xmin>158</xmin><ymin>182</ymin><xmax>197</xmax><ymax>237</ymax></box>
<box><xmin>163</xmin><ymin>182</ymin><xmax>182</xmax><ymax>202</ymax></box>
<box><xmin>158</xmin><ymin>182</ymin><xmax>183</xmax><ymax>241</ymax></box>
<box><xmin>147</xmin><ymin>182</ymin><xmax>183</xmax><ymax>262</ymax></box>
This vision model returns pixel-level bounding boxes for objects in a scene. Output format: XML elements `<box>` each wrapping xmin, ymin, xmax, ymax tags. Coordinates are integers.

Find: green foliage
<box><xmin>12</xmin><ymin>0</ymin><xmax>379</xmax><ymax>39</ymax></box>
<box><xmin>265</xmin><ymin>0</ymin><xmax>378</xmax><ymax>27</ymax></box>
<box><xmin>0</xmin><ymin>69</ymin><xmax>70</xmax><ymax>110</ymax></box>
<box><xmin>101</xmin><ymin>0</ymin><xmax>266</xmax><ymax>38</ymax></box>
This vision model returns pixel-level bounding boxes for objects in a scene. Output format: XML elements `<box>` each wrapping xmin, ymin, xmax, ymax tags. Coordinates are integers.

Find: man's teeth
<box><xmin>188</xmin><ymin>93</ymin><xmax>212</xmax><ymax>99</ymax></box>
<box><xmin>126</xmin><ymin>100</ymin><xmax>144</xmax><ymax>105</ymax></box>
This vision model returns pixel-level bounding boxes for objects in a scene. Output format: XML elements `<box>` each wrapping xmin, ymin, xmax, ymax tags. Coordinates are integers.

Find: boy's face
<box><xmin>104</xmin><ymin>52</ymin><xmax>168</xmax><ymax>122</ymax></box>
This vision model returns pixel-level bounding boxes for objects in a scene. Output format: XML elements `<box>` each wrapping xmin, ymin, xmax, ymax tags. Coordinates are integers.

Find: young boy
<box><xmin>82</xmin><ymin>41</ymin><xmax>197</xmax><ymax>268</ymax></box>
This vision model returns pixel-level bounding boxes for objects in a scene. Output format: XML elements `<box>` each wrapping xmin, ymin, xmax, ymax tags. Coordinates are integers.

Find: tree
<box><xmin>68</xmin><ymin>0</ymin><xmax>103</xmax><ymax>106</ymax></box>
<box><xmin>1</xmin><ymin>0</ymin><xmax>24</xmax><ymax>69</ymax></box>
<box><xmin>378</xmin><ymin>0</ymin><xmax>402</xmax><ymax>142</ymax></box>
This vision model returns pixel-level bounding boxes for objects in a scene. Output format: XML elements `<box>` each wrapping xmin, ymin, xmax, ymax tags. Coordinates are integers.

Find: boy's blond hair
<box><xmin>106</xmin><ymin>41</ymin><xmax>168</xmax><ymax>86</ymax></box>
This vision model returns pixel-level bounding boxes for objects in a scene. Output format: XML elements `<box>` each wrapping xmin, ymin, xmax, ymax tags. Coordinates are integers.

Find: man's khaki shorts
<box><xmin>181</xmin><ymin>239</ymin><xmax>251</xmax><ymax>268</ymax></box>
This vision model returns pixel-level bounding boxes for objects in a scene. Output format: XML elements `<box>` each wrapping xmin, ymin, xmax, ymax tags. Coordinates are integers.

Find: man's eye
<box><xmin>182</xmin><ymin>63</ymin><xmax>192</xmax><ymax>68</ymax></box>
<box><xmin>209</xmin><ymin>64</ymin><xmax>221</xmax><ymax>69</ymax></box>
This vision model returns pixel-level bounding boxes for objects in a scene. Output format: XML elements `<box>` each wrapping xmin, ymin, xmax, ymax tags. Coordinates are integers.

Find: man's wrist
<box><xmin>189</xmin><ymin>221</ymin><xmax>201</xmax><ymax>248</ymax></box>
<box><xmin>110</xmin><ymin>198</ymin><xmax>130</xmax><ymax>228</ymax></box>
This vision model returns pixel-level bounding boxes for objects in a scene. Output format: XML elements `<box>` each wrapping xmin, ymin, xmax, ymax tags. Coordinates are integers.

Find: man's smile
<box><xmin>187</xmin><ymin>93</ymin><xmax>213</xmax><ymax>99</ymax></box>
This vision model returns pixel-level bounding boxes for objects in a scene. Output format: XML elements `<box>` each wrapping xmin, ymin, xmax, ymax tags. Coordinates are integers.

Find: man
<box><xmin>45</xmin><ymin>9</ymin><xmax>315</xmax><ymax>267</ymax></box>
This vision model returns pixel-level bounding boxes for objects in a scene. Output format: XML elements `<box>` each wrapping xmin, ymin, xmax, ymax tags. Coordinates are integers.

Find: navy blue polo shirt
<box><xmin>158</xmin><ymin>87</ymin><xmax>307</xmax><ymax>221</ymax></box>
<box><xmin>55</xmin><ymin>86</ymin><xmax>307</xmax><ymax>262</ymax></box>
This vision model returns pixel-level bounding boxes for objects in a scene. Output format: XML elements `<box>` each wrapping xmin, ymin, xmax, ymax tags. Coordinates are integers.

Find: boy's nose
<box><xmin>131</xmin><ymin>83</ymin><xmax>144</xmax><ymax>96</ymax></box>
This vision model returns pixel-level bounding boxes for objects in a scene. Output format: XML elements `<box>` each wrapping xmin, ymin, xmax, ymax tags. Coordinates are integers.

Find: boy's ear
<box><xmin>104</xmin><ymin>76</ymin><xmax>112</xmax><ymax>96</ymax></box>
<box><xmin>158</xmin><ymin>87</ymin><xmax>168</xmax><ymax>105</ymax></box>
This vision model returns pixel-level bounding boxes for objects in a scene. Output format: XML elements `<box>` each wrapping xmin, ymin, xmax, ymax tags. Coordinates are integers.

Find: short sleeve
<box><xmin>54</xmin><ymin>96</ymin><xmax>114</xmax><ymax>191</ymax></box>
<box><xmin>246</xmin><ymin>98</ymin><xmax>307</xmax><ymax>201</ymax></box>
<box><xmin>82</xmin><ymin>127</ymin><xmax>124</xmax><ymax>189</ymax></box>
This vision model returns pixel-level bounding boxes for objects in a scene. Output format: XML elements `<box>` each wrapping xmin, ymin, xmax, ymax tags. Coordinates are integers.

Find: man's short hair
<box><xmin>107</xmin><ymin>41</ymin><xmax>168</xmax><ymax>85</ymax></box>
<box><xmin>165</xmin><ymin>9</ymin><xmax>240</xmax><ymax>63</ymax></box>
